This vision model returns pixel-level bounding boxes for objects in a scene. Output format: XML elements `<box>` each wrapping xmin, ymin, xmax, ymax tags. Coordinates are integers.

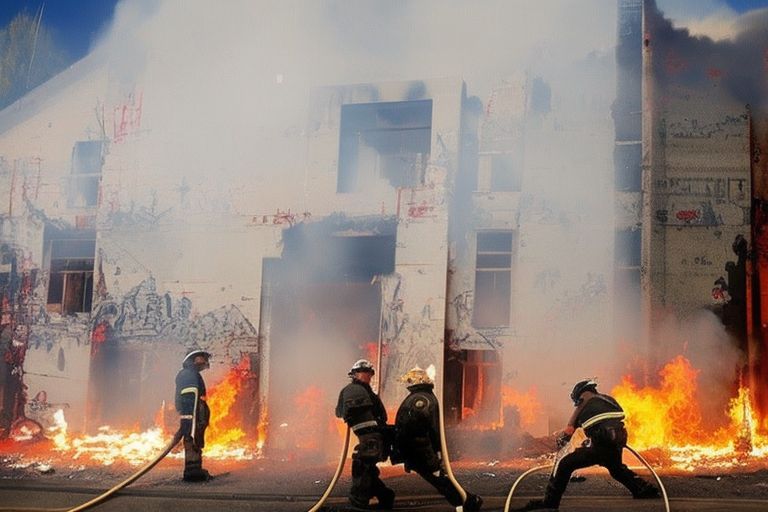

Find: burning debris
<box><xmin>3</xmin><ymin>362</ymin><xmax>263</xmax><ymax>469</ymax></box>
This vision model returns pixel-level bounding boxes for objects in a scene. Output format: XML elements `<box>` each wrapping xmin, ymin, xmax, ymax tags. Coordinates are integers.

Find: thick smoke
<box><xmin>74</xmin><ymin>0</ymin><xmax>763</xmax><ymax>453</ymax></box>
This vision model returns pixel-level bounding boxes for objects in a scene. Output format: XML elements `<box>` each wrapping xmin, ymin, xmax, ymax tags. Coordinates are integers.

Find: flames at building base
<box><xmin>3</xmin><ymin>355</ymin><xmax>768</xmax><ymax>473</ymax></box>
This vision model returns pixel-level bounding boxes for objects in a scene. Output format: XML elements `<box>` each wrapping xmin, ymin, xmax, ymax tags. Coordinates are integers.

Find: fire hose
<box><xmin>0</xmin><ymin>429</ymin><xmax>184</xmax><ymax>512</ymax></box>
<box><xmin>502</xmin><ymin>442</ymin><xmax>670</xmax><ymax>512</ymax></box>
<box><xmin>306</xmin><ymin>366</ymin><xmax>471</xmax><ymax>511</ymax></box>
<box><xmin>437</xmin><ymin>388</ymin><xmax>469</xmax><ymax>505</ymax></box>
<box><xmin>306</xmin><ymin>426</ymin><xmax>350</xmax><ymax>512</ymax></box>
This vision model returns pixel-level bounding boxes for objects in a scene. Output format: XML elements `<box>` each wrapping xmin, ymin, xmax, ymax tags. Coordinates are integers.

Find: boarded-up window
<box><xmin>473</xmin><ymin>231</ymin><xmax>513</xmax><ymax>328</ymax></box>
<box><xmin>68</xmin><ymin>140</ymin><xmax>105</xmax><ymax>208</ymax></box>
<box><xmin>46</xmin><ymin>239</ymin><xmax>95</xmax><ymax>314</ymax></box>
<box><xmin>338</xmin><ymin>100</ymin><xmax>432</xmax><ymax>192</ymax></box>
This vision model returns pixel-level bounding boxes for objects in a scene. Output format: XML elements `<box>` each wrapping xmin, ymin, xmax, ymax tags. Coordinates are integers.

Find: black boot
<box><xmin>633</xmin><ymin>485</ymin><xmax>661</xmax><ymax>499</ymax></box>
<box><xmin>513</xmin><ymin>499</ymin><xmax>559</xmax><ymax>511</ymax></box>
<box><xmin>463</xmin><ymin>493</ymin><xmax>483</xmax><ymax>511</ymax></box>
<box><xmin>375</xmin><ymin>487</ymin><xmax>395</xmax><ymax>509</ymax></box>
<box><xmin>183</xmin><ymin>468</ymin><xmax>212</xmax><ymax>482</ymax></box>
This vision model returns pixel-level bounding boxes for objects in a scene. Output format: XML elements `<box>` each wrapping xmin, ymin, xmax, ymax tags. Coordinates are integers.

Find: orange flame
<box><xmin>612</xmin><ymin>355</ymin><xmax>768</xmax><ymax>470</ymax></box>
<box><xmin>501</xmin><ymin>386</ymin><xmax>542</xmax><ymax>428</ymax></box>
<box><xmin>39</xmin><ymin>359</ymin><xmax>260</xmax><ymax>465</ymax></box>
<box><xmin>612</xmin><ymin>355</ymin><xmax>705</xmax><ymax>449</ymax></box>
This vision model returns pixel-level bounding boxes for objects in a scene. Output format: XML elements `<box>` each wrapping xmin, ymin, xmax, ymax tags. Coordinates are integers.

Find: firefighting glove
<box><xmin>180</xmin><ymin>418</ymin><xmax>194</xmax><ymax>439</ymax></box>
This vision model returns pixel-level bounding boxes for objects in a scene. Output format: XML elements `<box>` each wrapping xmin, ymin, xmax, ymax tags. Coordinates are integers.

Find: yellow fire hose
<box><xmin>0</xmin><ymin>430</ymin><xmax>184</xmax><ymax>512</ymax></box>
<box><xmin>437</xmin><ymin>384</ymin><xmax>469</xmax><ymax>506</ymax></box>
<box><xmin>502</xmin><ymin>443</ymin><xmax>670</xmax><ymax>512</ymax></box>
<box><xmin>306</xmin><ymin>426</ymin><xmax>350</xmax><ymax>512</ymax></box>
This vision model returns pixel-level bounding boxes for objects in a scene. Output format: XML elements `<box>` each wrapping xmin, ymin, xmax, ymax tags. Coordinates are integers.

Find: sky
<box><xmin>0</xmin><ymin>0</ymin><xmax>120</xmax><ymax>58</ymax></box>
<box><xmin>1</xmin><ymin>0</ymin><xmax>767</xmax><ymax>61</ymax></box>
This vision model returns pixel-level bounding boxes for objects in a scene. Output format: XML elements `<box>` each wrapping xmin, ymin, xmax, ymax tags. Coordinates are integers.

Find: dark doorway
<box><xmin>261</xmin><ymin>221</ymin><xmax>396</xmax><ymax>459</ymax></box>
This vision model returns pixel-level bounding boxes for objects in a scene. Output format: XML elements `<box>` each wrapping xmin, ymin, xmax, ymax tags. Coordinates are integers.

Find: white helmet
<box><xmin>348</xmin><ymin>359</ymin><xmax>375</xmax><ymax>376</ymax></box>
<box><xmin>183</xmin><ymin>349</ymin><xmax>211</xmax><ymax>368</ymax></box>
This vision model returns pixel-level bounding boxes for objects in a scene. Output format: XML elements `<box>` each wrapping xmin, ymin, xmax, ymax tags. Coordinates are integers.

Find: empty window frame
<box><xmin>46</xmin><ymin>239</ymin><xmax>96</xmax><ymax>314</ymax></box>
<box><xmin>490</xmin><ymin>153</ymin><xmax>522</xmax><ymax>192</ymax></box>
<box><xmin>473</xmin><ymin>231</ymin><xmax>513</xmax><ymax>328</ymax></box>
<box><xmin>68</xmin><ymin>140</ymin><xmax>105</xmax><ymax>208</ymax></box>
<box><xmin>614</xmin><ymin>142</ymin><xmax>641</xmax><ymax>192</ymax></box>
<box><xmin>338</xmin><ymin>100</ymin><xmax>432</xmax><ymax>192</ymax></box>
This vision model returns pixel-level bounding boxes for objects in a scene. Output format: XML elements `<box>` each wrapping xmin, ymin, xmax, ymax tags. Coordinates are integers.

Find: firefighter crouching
<box><xmin>392</xmin><ymin>367</ymin><xmax>483</xmax><ymax>512</ymax></box>
<box><xmin>515</xmin><ymin>379</ymin><xmax>660</xmax><ymax>511</ymax></box>
<box><xmin>175</xmin><ymin>349</ymin><xmax>212</xmax><ymax>482</ymax></box>
<box><xmin>335</xmin><ymin>359</ymin><xmax>395</xmax><ymax>510</ymax></box>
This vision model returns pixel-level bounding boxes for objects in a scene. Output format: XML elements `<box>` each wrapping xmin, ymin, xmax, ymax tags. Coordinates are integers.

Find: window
<box><xmin>68</xmin><ymin>140</ymin><xmax>105</xmax><ymax>208</ymax></box>
<box><xmin>473</xmin><ymin>231</ymin><xmax>513</xmax><ymax>328</ymax></box>
<box><xmin>614</xmin><ymin>142</ymin><xmax>641</xmax><ymax>192</ymax></box>
<box><xmin>338</xmin><ymin>100</ymin><xmax>432</xmax><ymax>192</ymax></box>
<box><xmin>615</xmin><ymin>228</ymin><xmax>641</xmax><ymax>313</ymax></box>
<box><xmin>490</xmin><ymin>153</ymin><xmax>522</xmax><ymax>192</ymax></box>
<box><xmin>46</xmin><ymin>239</ymin><xmax>95</xmax><ymax>314</ymax></box>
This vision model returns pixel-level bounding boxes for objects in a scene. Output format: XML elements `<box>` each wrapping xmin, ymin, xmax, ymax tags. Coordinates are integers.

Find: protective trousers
<box><xmin>412</xmin><ymin>465</ymin><xmax>463</xmax><ymax>507</ymax></box>
<box><xmin>350</xmin><ymin>431</ymin><xmax>393</xmax><ymax>508</ymax></box>
<box><xmin>183</xmin><ymin>401</ymin><xmax>210</xmax><ymax>481</ymax></box>
<box><xmin>544</xmin><ymin>437</ymin><xmax>655</xmax><ymax>507</ymax></box>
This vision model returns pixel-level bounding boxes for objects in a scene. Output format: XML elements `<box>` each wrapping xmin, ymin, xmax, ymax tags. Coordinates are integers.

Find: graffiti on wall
<box><xmin>448</xmin><ymin>289</ymin><xmax>503</xmax><ymax>350</ymax></box>
<box><xmin>112</xmin><ymin>91</ymin><xmax>143</xmax><ymax>144</ymax></box>
<box><xmin>667</xmin><ymin>113</ymin><xmax>749</xmax><ymax>139</ymax></box>
<box><xmin>251</xmin><ymin>208</ymin><xmax>312</xmax><ymax>227</ymax></box>
<box><xmin>90</xmin><ymin>276</ymin><xmax>258</xmax><ymax>358</ymax></box>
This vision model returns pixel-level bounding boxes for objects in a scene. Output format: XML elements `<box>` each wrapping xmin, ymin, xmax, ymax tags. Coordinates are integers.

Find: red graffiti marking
<box><xmin>675</xmin><ymin>210</ymin><xmax>700</xmax><ymax>223</ymax></box>
<box><xmin>252</xmin><ymin>208</ymin><xmax>311</xmax><ymax>227</ymax></box>
<box><xmin>407</xmin><ymin>201</ymin><xmax>435</xmax><ymax>218</ymax></box>
<box><xmin>113</xmin><ymin>91</ymin><xmax>143</xmax><ymax>143</ymax></box>
<box><xmin>707</xmin><ymin>67</ymin><xmax>724</xmax><ymax>79</ymax></box>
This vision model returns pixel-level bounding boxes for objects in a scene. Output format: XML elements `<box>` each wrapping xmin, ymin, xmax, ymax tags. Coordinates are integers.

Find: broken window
<box><xmin>614</xmin><ymin>142</ymin><xmax>641</xmax><ymax>192</ymax></box>
<box><xmin>490</xmin><ymin>153</ymin><xmax>522</xmax><ymax>192</ymax></box>
<box><xmin>473</xmin><ymin>231</ymin><xmax>513</xmax><ymax>328</ymax></box>
<box><xmin>46</xmin><ymin>238</ymin><xmax>96</xmax><ymax>315</ymax></box>
<box><xmin>338</xmin><ymin>100</ymin><xmax>432</xmax><ymax>192</ymax></box>
<box><xmin>68</xmin><ymin>140</ymin><xmax>105</xmax><ymax>208</ymax></box>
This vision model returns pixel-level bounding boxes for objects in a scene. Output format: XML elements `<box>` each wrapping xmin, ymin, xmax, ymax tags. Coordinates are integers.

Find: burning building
<box><xmin>0</xmin><ymin>0</ymin><xmax>765</xmax><ymax>468</ymax></box>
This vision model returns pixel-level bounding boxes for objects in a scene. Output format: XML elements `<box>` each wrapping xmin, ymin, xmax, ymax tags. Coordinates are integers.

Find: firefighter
<box><xmin>335</xmin><ymin>359</ymin><xmax>395</xmax><ymax>510</ymax></box>
<box><xmin>175</xmin><ymin>349</ymin><xmax>212</xmax><ymax>482</ymax></box>
<box><xmin>393</xmin><ymin>367</ymin><xmax>483</xmax><ymax>512</ymax></box>
<box><xmin>515</xmin><ymin>379</ymin><xmax>660</xmax><ymax>511</ymax></box>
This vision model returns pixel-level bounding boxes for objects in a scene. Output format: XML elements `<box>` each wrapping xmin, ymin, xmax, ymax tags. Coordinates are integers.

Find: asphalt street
<box><xmin>1</xmin><ymin>485</ymin><xmax>768</xmax><ymax>511</ymax></box>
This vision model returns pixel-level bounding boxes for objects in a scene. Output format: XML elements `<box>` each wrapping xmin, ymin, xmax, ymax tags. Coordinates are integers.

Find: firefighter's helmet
<box><xmin>401</xmin><ymin>366</ymin><xmax>433</xmax><ymax>386</ymax></box>
<box><xmin>183</xmin><ymin>349</ymin><xmax>211</xmax><ymax>368</ymax></box>
<box><xmin>348</xmin><ymin>359</ymin><xmax>375</xmax><ymax>377</ymax></box>
<box><xmin>570</xmin><ymin>379</ymin><xmax>598</xmax><ymax>405</ymax></box>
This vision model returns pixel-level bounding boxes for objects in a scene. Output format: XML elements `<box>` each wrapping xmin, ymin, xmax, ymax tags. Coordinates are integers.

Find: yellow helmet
<box><xmin>401</xmin><ymin>366</ymin><xmax>433</xmax><ymax>386</ymax></box>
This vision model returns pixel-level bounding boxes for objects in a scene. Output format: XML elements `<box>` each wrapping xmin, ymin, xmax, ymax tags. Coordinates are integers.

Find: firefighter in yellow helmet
<box><xmin>392</xmin><ymin>366</ymin><xmax>483</xmax><ymax>512</ymax></box>
<box><xmin>335</xmin><ymin>359</ymin><xmax>395</xmax><ymax>510</ymax></box>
